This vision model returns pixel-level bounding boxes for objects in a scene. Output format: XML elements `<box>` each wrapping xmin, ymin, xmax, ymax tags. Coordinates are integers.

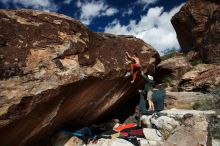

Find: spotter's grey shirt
<box><xmin>142</xmin><ymin>74</ymin><xmax>154</xmax><ymax>93</ymax></box>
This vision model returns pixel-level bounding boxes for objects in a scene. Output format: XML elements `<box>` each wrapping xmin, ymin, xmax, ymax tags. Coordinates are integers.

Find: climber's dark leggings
<box><xmin>139</xmin><ymin>91</ymin><xmax>147</xmax><ymax>115</ymax></box>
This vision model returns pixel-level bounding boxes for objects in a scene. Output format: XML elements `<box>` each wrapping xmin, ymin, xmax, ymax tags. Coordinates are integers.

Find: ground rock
<box><xmin>87</xmin><ymin>138</ymin><xmax>134</xmax><ymax>146</ymax></box>
<box><xmin>139</xmin><ymin>138</ymin><xmax>162</xmax><ymax>146</ymax></box>
<box><xmin>151</xmin><ymin>116</ymin><xmax>179</xmax><ymax>133</ymax></box>
<box><xmin>164</xmin><ymin>91</ymin><xmax>214</xmax><ymax>109</ymax></box>
<box><xmin>143</xmin><ymin>128</ymin><xmax>163</xmax><ymax>142</ymax></box>
<box><xmin>160</xmin><ymin>108</ymin><xmax>215</xmax><ymax>119</ymax></box>
<box><xmin>163</xmin><ymin>115</ymin><xmax>210</xmax><ymax>146</ymax></box>
<box><xmin>0</xmin><ymin>9</ymin><xmax>160</xmax><ymax>146</ymax></box>
<box><xmin>212</xmin><ymin>139</ymin><xmax>220</xmax><ymax>146</ymax></box>
<box><xmin>51</xmin><ymin>132</ymin><xmax>85</xmax><ymax>146</ymax></box>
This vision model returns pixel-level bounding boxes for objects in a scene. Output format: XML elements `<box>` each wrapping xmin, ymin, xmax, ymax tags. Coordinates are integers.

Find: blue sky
<box><xmin>0</xmin><ymin>0</ymin><xmax>186</xmax><ymax>54</ymax></box>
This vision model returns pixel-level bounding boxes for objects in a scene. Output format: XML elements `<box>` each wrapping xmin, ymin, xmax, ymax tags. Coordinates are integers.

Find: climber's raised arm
<box><xmin>125</xmin><ymin>52</ymin><xmax>135</xmax><ymax>61</ymax></box>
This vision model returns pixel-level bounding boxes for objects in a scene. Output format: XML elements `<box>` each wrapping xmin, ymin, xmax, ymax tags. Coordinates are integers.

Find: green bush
<box><xmin>190</xmin><ymin>59</ymin><xmax>203</xmax><ymax>66</ymax></box>
<box><xmin>192</xmin><ymin>87</ymin><xmax>220</xmax><ymax>140</ymax></box>
<box><xmin>192</xmin><ymin>99</ymin><xmax>214</xmax><ymax>110</ymax></box>
<box><xmin>162</xmin><ymin>75</ymin><xmax>173</xmax><ymax>85</ymax></box>
<box><xmin>192</xmin><ymin>86</ymin><xmax>220</xmax><ymax>110</ymax></box>
<box><xmin>161</xmin><ymin>49</ymin><xmax>177</xmax><ymax>61</ymax></box>
<box><xmin>161</xmin><ymin>52</ymin><xmax>176</xmax><ymax>61</ymax></box>
<box><xmin>209</xmin><ymin>114</ymin><xmax>220</xmax><ymax>139</ymax></box>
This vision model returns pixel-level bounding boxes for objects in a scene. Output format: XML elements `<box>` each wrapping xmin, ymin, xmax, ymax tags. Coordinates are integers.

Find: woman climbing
<box><xmin>125</xmin><ymin>52</ymin><xmax>141</xmax><ymax>83</ymax></box>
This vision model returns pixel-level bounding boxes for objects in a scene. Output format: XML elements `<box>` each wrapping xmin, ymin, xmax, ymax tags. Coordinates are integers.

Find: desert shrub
<box><xmin>192</xmin><ymin>87</ymin><xmax>220</xmax><ymax>139</ymax></box>
<box><xmin>192</xmin><ymin>99</ymin><xmax>214</xmax><ymax>110</ymax></box>
<box><xmin>160</xmin><ymin>51</ymin><xmax>176</xmax><ymax>61</ymax></box>
<box><xmin>192</xmin><ymin>86</ymin><xmax>220</xmax><ymax>110</ymax></box>
<box><xmin>190</xmin><ymin>59</ymin><xmax>203</xmax><ymax>66</ymax></box>
<box><xmin>162</xmin><ymin>75</ymin><xmax>173</xmax><ymax>85</ymax></box>
<box><xmin>209</xmin><ymin>114</ymin><xmax>220</xmax><ymax>139</ymax></box>
<box><xmin>161</xmin><ymin>49</ymin><xmax>177</xmax><ymax>61</ymax></box>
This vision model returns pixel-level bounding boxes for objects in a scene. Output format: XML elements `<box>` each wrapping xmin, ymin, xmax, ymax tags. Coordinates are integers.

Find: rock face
<box><xmin>171</xmin><ymin>0</ymin><xmax>220</xmax><ymax>64</ymax></box>
<box><xmin>179</xmin><ymin>64</ymin><xmax>220</xmax><ymax>91</ymax></box>
<box><xmin>155</xmin><ymin>55</ymin><xmax>192</xmax><ymax>85</ymax></box>
<box><xmin>0</xmin><ymin>9</ymin><xmax>160</xmax><ymax>146</ymax></box>
<box><xmin>163</xmin><ymin>115</ymin><xmax>211</xmax><ymax>146</ymax></box>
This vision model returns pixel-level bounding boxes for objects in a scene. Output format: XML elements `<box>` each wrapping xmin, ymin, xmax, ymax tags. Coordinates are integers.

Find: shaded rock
<box><xmin>171</xmin><ymin>0</ymin><xmax>220</xmax><ymax>64</ymax></box>
<box><xmin>179</xmin><ymin>64</ymin><xmax>220</xmax><ymax>91</ymax></box>
<box><xmin>155</xmin><ymin>55</ymin><xmax>192</xmax><ymax>81</ymax></box>
<box><xmin>163</xmin><ymin>115</ymin><xmax>210</xmax><ymax>146</ymax></box>
<box><xmin>0</xmin><ymin>9</ymin><xmax>160</xmax><ymax>146</ymax></box>
<box><xmin>202</xmin><ymin>6</ymin><xmax>220</xmax><ymax>64</ymax></box>
<box><xmin>186</xmin><ymin>50</ymin><xmax>200</xmax><ymax>62</ymax></box>
<box><xmin>164</xmin><ymin>91</ymin><xmax>214</xmax><ymax>109</ymax></box>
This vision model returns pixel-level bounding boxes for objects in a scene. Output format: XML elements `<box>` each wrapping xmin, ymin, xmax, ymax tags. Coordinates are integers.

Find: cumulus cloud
<box><xmin>137</xmin><ymin>0</ymin><xmax>159</xmax><ymax>5</ymax></box>
<box><xmin>1</xmin><ymin>0</ymin><xmax>58</xmax><ymax>11</ymax></box>
<box><xmin>105</xmin><ymin>8</ymin><xmax>119</xmax><ymax>16</ymax></box>
<box><xmin>122</xmin><ymin>8</ymin><xmax>133</xmax><ymax>17</ymax></box>
<box><xmin>137</xmin><ymin>0</ymin><xmax>159</xmax><ymax>10</ymax></box>
<box><xmin>76</xmin><ymin>0</ymin><xmax>118</xmax><ymax>25</ymax></box>
<box><xmin>104</xmin><ymin>4</ymin><xmax>185</xmax><ymax>54</ymax></box>
<box><xmin>63</xmin><ymin>0</ymin><xmax>72</xmax><ymax>5</ymax></box>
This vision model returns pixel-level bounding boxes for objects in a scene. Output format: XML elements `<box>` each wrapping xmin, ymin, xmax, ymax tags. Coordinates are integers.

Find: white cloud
<box><xmin>104</xmin><ymin>8</ymin><xmax>119</xmax><ymax>16</ymax></box>
<box><xmin>76</xmin><ymin>0</ymin><xmax>118</xmax><ymax>25</ymax></box>
<box><xmin>63</xmin><ymin>0</ymin><xmax>72</xmax><ymax>5</ymax></box>
<box><xmin>1</xmin><ymin>0</ymin><xmax>58</xmax><ymax>11</ymax></box>
<box><xmin>137</xmin><ymin>0</ymin><xmax>159</xmax><ymax>10</ymax></box>
<box><xmin>122</xmin><ymin>8</ymin><xmax>133</xmax><ymax>17</ymax></box>
<box><xmin>137</xmin><ymin>0</ymin><xmax>158</xmax><ymax>5</ymax></box>
<box><xmin>104</xmin><ymin>4</ymin><xmax>185</xmax><ymax>54</ymax></box>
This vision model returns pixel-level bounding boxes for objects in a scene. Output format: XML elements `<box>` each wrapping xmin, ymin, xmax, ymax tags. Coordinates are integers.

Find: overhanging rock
<box><xmin>0</xmin><ymin>9</ymin><xmax>160</xmax><ymax>145</ymax></box>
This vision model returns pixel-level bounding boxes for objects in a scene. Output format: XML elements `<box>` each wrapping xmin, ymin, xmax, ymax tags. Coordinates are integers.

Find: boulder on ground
<box><xmin>171</xmin><ymin>0</ymin><xmax>220</xmax><ymax>64</ymax></box>
<box><xmin>143</xmin><ymin>128</ymin><xmax>164</xmax><ymax>142</ymax></box>
<box><xmin>150</xmin><ymin>116</ymin><xmax>179</xmax><ymax>134</ymax></box>
<box><xmin>179</xmin><ymin>64</ymin><xmax>220</xmax><ymax>91</ymax></box>
<box><xmin>0</xmin><ymin>9</ymin><xmax>160</xmax><ymax>146</ymax></box>
<box><xmin>155</xmin><ymin>55</ymin><xmax>192</xmax><ymax>81</ymax></box>
<box><xmin>163</xmin><ymin>115</ymin><xmax>210</xmax><ymax>146</ymax></box>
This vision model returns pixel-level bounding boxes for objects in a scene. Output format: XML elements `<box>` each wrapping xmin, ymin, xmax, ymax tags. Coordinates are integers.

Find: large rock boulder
<box><xmin>163</xmin><ymin>115</ymin><xmax>211</xmax><ymax>146</ymax></box>
<box><xmin>179</xmin><ymin>64</ymin><xmax>220</xmax><ymax>91</ymax></box>
<box><xmin>171</xmin><ymin>0</ymin><xmax>220</xmax><ymax>64</ymax></box>
<box><xmin>0</xmin><ymin>9</ymin><xmax>160</xmax><ymax>146</ymax></box>
<box><xmin>154</xmin><ymin>55</ymin><xmax>192</xmax><ymax>86</ymax></box>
